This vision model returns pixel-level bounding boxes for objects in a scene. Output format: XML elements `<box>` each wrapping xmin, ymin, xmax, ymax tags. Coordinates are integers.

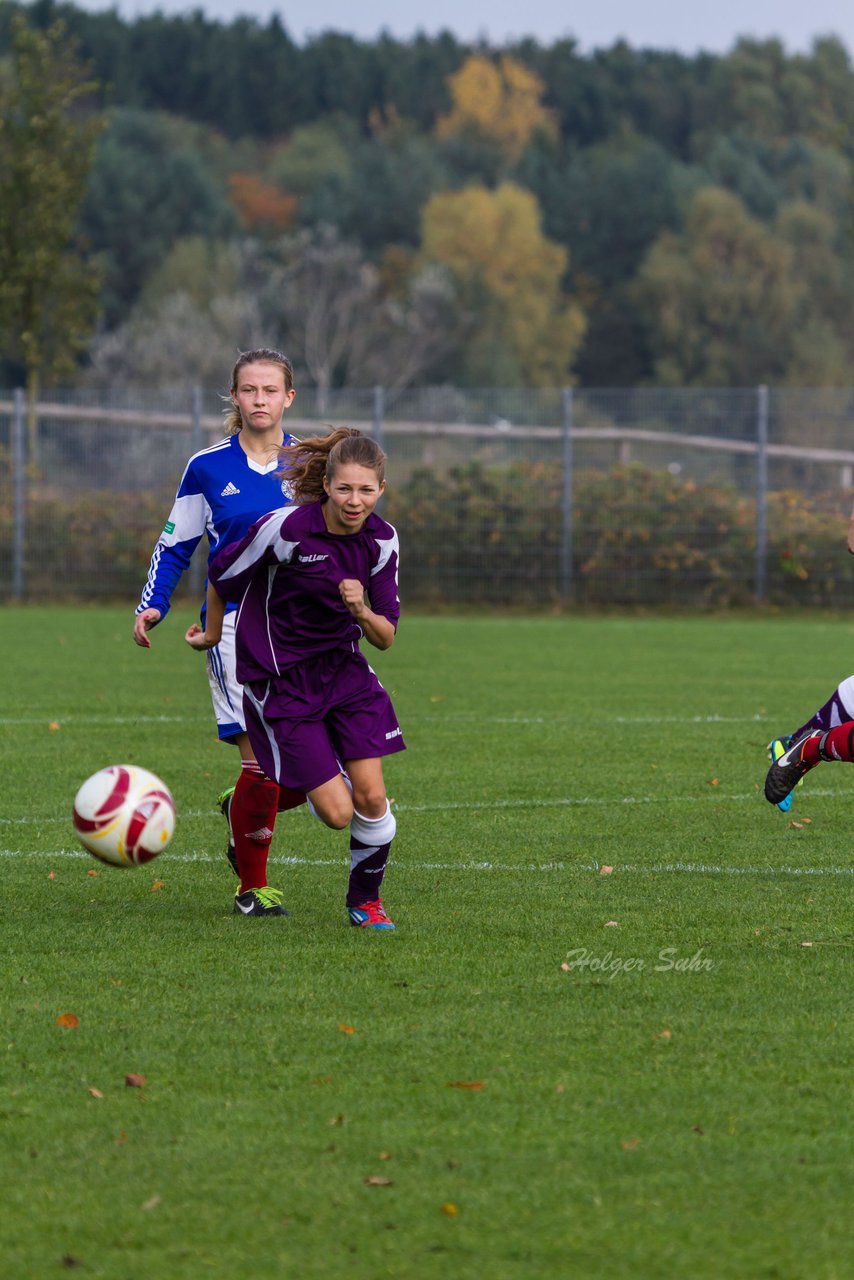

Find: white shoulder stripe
<box><xmin>371</xmin><ymin>531</ymin><xmax>399</xmax><ymax>575</ymax></box>
<box><xmin>218</xmin><ymin>509</ymin><xmax>299</xmax><ymax>580</ymax></box>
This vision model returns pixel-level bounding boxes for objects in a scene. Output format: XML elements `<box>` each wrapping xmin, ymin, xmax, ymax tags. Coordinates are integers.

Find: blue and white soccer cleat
<box><xmin>347</xmin><ymin>899</ymin><xmax>395</xmax><ymax>930</ymax></box>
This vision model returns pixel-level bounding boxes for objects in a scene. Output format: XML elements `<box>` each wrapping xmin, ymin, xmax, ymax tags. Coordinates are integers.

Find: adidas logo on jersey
<box><xmin>221</xmin><ymin>481</ymin><xmax>240</xmax><ymax>497</ymax></box>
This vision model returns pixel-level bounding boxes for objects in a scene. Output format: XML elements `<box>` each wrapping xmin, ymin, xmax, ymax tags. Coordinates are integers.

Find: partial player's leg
<box><xmin>207</xmin><ymin>613</ymin><xmax>304</xmax><ymax>877</ymax></box>
<box><xmin>767</xmin><ymin>674</ymin><xmax>854</xmax><ymax>813</ymax></box>
<box><xmin>343</xmin><ymin>757</ymin><xmax>396</xmax><ymax>931</ymax></box>
<box><xmin>764</xmin><ymin>721</ymin><xmax>854</xmax><ymax>805</ymax></box>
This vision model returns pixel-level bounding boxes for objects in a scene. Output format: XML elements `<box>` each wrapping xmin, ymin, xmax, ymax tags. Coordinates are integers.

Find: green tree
<box><xmin>0</xmin><ymin>14</ymin><xmax>104</xmax><ymax>442</ymax></box>
<box><xmin>635</xmin><ymin>186</ymin><xmax>797</xmax><ymax>385</ymax></box>
<box><xmin>79</xmin><ymin>108</ymin><xmax>238</xmax><ymax>325</ymax></box>
<box><xmin>420</xmin><ymin>182</ymin><xmax>586</xmax><ymax>386</ymax></box>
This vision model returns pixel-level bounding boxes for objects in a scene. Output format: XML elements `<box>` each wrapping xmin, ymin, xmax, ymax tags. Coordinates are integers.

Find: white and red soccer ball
<box><xmin>72</xmin><ymin>765</ymin><xmax>175</xmax><ymax>867</ymax></box>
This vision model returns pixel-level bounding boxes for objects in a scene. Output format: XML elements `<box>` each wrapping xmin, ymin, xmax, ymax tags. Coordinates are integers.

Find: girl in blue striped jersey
<box><xmin>133</xmin><ymin>349</ymin><xmax>305</xmax><ymax>874</ymax></box>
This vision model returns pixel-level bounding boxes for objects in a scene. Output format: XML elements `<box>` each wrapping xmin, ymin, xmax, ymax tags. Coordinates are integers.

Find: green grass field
<box><xmin>2</xmin><ymin>606</ymin><xmax>851</xmax><ymax>1279</ymax></box>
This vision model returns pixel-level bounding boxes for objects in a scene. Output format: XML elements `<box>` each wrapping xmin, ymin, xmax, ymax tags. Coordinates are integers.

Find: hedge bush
<box><xmin>2</xmin><ymin>461</ymin><xmax>853</xmax><ymax>607</ymax></box>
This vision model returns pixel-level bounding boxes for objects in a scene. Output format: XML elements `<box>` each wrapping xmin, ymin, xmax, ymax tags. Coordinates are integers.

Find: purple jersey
<box><xmin>209</xmin><ymin>500</ymin><xmax>400</xmax><ymax>683</ymax></box>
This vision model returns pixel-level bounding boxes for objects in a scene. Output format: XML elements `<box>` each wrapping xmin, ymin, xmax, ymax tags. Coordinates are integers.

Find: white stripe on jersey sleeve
<box><xmin>159</xmin><ymin>491</ymin><xmax>211</xmax><ymax>545</ymax></box>
<box><xmin>217</xmin><ymin>507</ymin><xmax>300</xmax><ymax>583</ymax></box>
<box><xmin>370</xmin><ymin>531</ymin><xmax>399</xmax><ymax>576</ymax></box>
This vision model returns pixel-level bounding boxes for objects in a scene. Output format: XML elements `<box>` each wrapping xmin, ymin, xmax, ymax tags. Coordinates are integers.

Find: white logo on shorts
<box><xmin>385</xmin><ymin>727</ymin><xmax>402</xmax><ymax>740</ymax></box>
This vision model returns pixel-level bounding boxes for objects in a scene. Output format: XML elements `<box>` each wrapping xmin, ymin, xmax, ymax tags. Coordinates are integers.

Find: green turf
<box><xmin>1</xmin><ymin>606</ymin><xmax>851</xmax><ymax>1278</ymax></box>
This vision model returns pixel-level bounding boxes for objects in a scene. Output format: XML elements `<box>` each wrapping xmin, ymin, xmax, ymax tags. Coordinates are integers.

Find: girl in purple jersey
<box><xmin>134</xmin><ymin>349</ymin><xmax>306</xmax><ymax>877</ymax></box>
<box><xmin>186</xmin><ymin>428</ymin><xmax>404</xmax><ymax>928</ymax></box>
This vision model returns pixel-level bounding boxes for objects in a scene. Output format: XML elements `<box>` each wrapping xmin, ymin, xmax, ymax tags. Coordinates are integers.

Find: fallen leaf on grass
<box><xmin>328</xmin><ymin>1114</ymin><xmax>347</xmax><ymax>1126</ymax></box>
<box><xmin>48</xmin><ymin>871</ymin><xmax>57</xmax><ymax>880</ymax></box>
<box><xmin>115</xmin><ymin>1131</ymin><xmax>128</xmax><ymax>1146</ymax></box>
<box><xmin>560</xmin><ymin>962</ymin><xmax>571</xmax><ymax>972</ymax></box>
<box><xmin>87</xmin><ymin>869</ymin><xmax>98</xmax><ymax>877</ymax></box>
<box><xmin>599</xmin><ymin>865</ymin><xmax>614</xmax><ymax>876</ymax></box>
<box><xmin>789</xmin><ymin>821</ymin><xmax>804</xmax><ymax>829</ymax></box>
<box><xmin>604</xmin><ymin>921</ymin><xmax>619</xmax><ymax>928</ymax></box>
<box><xmin>87</xmin><ymin>1087</ymin><xmax>105</xmax><ymax>1099</ymax></box>
<box><xmin>621</xmin><ymin>1138</ymin><xmax>641</xmax><ymax>1150</ymax></box>
<box><xmin>441</xmin><ymin>1202</ymin><xmax>459</xmax><ymax>1216</ymax></box>
<box><xmin>378</xmin><ymin>1151</ymin><xmax>393</xmax><ymax>1161</ymax></box>
<box><xmin>656</xmin><ymin>1029</ymin><xmax>672</xmax><ymax>1040</ymax></box>
<box><xmin>801</xmin><ymin>817</ymin><xmax>813</xmax><ymax>825</ymax></box>
<box><xmin>125</xmin><ymin>1073</ymin><xmax>146</xmax><ymax>1088</ymax></box>
<box><xmin>555</xmin><ymin>1083</ymin><xmax>566</xmax><ymax>1094</ymax></box>
<box><xmin>56</xmin><ymin>1013</ymin><xmax>79</xmax><ymax>1028</ymax></box>
<box><xmin>708</xmin><ymin>778</ymin><xmax>720</xmax><ymax>786</ymax></box>
<box><xmin>140</xmin><ymin>1195</ymin><xmax>161</xmax><ymax>1211</ymax></box>
<box><xmin>364</xmin><ymin>1176</ymin><xmax>393</xmax><ymax>1187</ymax></box>
<box><xmin>48</xmin><ymin>722</ymin><xmax>61</xmax><ymax>731</ymax></box>
<box><xmin>61</xmin><ymin>1255</ymin><xmax>83</xmax><ymax>1268</ymax></box>
<box><xmin>338</xmin><ymin>1024</ymin><xmax>356</xmax><ymax>1035</ymax></box>
<box><xmin>448</xmin><ymin>1081</ymin><xmax>485</xmax><ymax>1090</ymax></box>
<box><xmin>801</xmin><ymin>941</ymin><xmax>814</xmax><ymax>948</ymax></box>
<box><xmin>429</xmin><ymin>696</ymin><xmax>445</xmax><ymax>704</ymax></box>
<box><xmin>692</xmin><ymin>1125</ymin><xmax>704</xmax><ymax>1135</ymax></box>
<box><xmin>149</xmin><ymin>881</ymin><xmax>165</xmax><ymax>891</ymax></box>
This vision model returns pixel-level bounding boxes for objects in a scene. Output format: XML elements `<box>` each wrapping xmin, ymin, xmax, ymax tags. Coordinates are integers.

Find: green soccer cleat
<box><xmin>218</xmin><ymin>786</ymin><xmax>238</xmax><ymax>876</ymax></box>
<box><xmin>234</xmin><ymin>886</ymin><xmax>288</xmax><ymax>916</ymax></box>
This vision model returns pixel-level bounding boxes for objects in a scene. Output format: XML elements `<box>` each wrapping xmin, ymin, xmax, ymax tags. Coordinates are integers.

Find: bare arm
<box><xmin>133</xmin><ymin>608</ymin><xmax>161</xmax><ymax>649</ymax></box>
<box><xmin>339</xmin><ymin>579</ymin><xmax>395</xmax><ymax>650</ymax></box>
<box><xmin>847</xmin><ymin>501</ymin><xmax>854</xmax><ymax>554</ymax></box>
<box><xmin>185</xmin><ymin>581</ymin><xmax>227</xmax><ymax>651</ymax></box>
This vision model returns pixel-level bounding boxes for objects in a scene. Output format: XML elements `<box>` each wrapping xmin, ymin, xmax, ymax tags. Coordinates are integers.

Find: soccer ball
<box><xmin>72</xmin><ymin>765</ymin><xmax>175</xmax><ymax>868</ymax></box>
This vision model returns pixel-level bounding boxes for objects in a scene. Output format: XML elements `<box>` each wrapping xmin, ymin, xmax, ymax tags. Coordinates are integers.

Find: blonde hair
<box><xmin>222</xmin><ymin>348</ymin><xmax>295</xmax><ymax>435</ymax></box>
<box><xmin>279</xmin><ymin>428</ymin><xmax>386</xmax><ymax>504</ymax></box>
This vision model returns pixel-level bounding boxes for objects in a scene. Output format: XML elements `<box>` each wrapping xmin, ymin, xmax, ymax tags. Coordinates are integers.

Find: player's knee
<box><xmin>313</xmin><ymin>796</ymin><xmax>353</xmax><ymax>830</ymax></box>
<box><xmin>351</xmin><ymin>785</ymin><xmax>387</xmax><ymax>819</ymax></box>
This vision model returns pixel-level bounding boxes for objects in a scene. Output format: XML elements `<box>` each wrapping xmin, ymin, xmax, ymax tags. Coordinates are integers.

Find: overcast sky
<box><xmin>64</xmin><ymin>0</ymin><xmax>854</xmax><ymax>57</ymax></box>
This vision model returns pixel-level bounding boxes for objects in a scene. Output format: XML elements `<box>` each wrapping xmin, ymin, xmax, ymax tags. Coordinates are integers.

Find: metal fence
<box><xmin>3</xmin><ymin>385</ymin><xmax>854</xmax><ymax>609</ymax></box>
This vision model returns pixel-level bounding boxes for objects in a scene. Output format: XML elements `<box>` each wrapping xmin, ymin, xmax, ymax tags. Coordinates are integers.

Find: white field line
<box><xmin>0</xmin><ymin>786</ymin><xmax>845</xmax><ymax>827</ymax></box>
<box><xmin>0</xmin><ymin>847</ymin><xmax>850</xmax><ymax>877</ymax></box>
<box><xmin>1</xmin><ymin>713</ymin><xmax>772</xmax><ymax>727</ymax></box>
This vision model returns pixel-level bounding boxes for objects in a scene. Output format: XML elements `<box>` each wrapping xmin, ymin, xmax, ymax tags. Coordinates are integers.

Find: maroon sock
<box><xmin>277</xmin><ymin>784</ymin><xmax>306</xmax><ymax>813</ymax></box>
<box><xmin>817</xmin><ymin>722</ymin><xmax>854</xmax><ymax>763</ymax></box>
<box><xmin>232</xmin><ymin>762</ymin><xmax>279</xmax><ymax>893</ymax></box>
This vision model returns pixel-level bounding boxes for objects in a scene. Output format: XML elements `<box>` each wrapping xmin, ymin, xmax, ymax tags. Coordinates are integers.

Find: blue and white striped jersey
<box><xmin>136</xmin><ymin>432</ymin><xmax>299</xmax><ymax>624</ymax></box>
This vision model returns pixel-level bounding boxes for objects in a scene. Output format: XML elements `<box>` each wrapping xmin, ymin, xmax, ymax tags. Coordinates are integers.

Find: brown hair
<box><xmin>222</xmin><ymin>348</ymin><xmax>295</xmax><ymax>435</ymax></box>
<box><xmin>280</xmin><ymin>428</ymin><xmax>386</xmax><ymax>504</ymax></box>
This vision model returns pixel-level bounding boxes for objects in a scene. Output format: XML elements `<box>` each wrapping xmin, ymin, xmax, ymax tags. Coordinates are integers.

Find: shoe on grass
<box><xmin>218</xmin><ymin>786</ymin><xmax>238</xmax><ymax>876</ymax></box>
<box><xmin>764</xmin><ymin>732</ymin><xmax>821</xmax><ymax>806</ymax></box>
<box><xmin>347</xmin><ymin>899</ymin><xmax>395</xmax><ymax>930</ymax></box>
<box><xmin>234</xmin><ymin>886</ymin><xmax>288</xmax><ymax>916</ymax></box>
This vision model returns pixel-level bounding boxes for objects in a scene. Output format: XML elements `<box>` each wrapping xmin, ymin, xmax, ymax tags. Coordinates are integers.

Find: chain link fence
<box><xmin>2</xmin><ymin>385</ymin><xmax>854</xmax><ymax>609</ymax></box>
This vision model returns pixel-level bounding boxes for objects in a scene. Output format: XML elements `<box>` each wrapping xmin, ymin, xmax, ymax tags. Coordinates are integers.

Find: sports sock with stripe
<box><xmin>232</xmin><ymin>760</ymin><xmax>279</xmax><ymax>893</ymax></box>
<box><xmin>347</xmin><ymin>802</ymin><xmax>396</xmax><ymax>908</ymax></box>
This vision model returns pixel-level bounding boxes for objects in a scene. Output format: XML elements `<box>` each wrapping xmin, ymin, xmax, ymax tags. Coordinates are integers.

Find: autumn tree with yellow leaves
<box><xmin>436</xmin><ymin>55</ymin><xmax>557</xmax><ymax>161</ymax></box>
<box><xmin>420</xmin><ymin>182</ymin><xmax>586</xmax><ymax>386</ymax></box>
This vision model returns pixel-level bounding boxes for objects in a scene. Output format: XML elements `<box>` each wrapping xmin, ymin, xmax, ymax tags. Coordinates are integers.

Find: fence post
<box><xmin>189</xmin><ymin>386</ymin><xmax>205</xmax><ymax>597</ymax></box>
<box><xmin>12</xmin><ymin>388</ymin><xmax>26</xmax><ymax>601</ymax></box>
<box><xmin>756</xmin><ymin>384</ymin><xmax>769</xmax><ymax>604</ymax></box>
<box><xmin>560</xmin><ymin>386</ymin><xmax>574</xmax><ymax>602</ymax></box>
<box><xmin>372</xmin><ymin>385</ymin><xmax>385</xmax><ymax>448</ymax></box>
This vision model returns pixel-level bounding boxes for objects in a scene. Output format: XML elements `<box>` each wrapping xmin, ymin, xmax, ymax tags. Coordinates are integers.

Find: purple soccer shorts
<box><xmin>242</xmin><ymin>646</ymin><xmax>405</xmax><ymax>794</ymax></box>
